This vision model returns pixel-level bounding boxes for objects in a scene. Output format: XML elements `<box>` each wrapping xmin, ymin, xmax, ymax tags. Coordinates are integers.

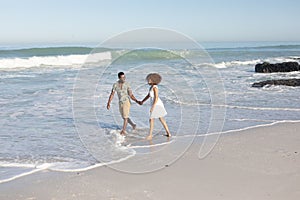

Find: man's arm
<box><xmin>128</xmin><ymin>90</ymin><xmax>139</xmax><ymax>104</ymax></box>
<box><xmin>107</xmin><ymin>90</ymin><xmax>115</xmax><ymax>110</ymax></box>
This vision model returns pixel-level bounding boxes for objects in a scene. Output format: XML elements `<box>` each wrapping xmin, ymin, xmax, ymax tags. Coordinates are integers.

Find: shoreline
<box><xmin>1</xmin><ymin>121</ymin><xmax>299</xmax><ymax>199</ymax></box>
<box><xmin>1</xmin><ymin>120</ymin><xmax>299</xmax><ymax>184</ymax></box>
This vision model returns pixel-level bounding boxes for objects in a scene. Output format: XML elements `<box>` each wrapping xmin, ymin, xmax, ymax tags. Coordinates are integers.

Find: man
<box><xmin>107</xmin><ymin>72</ymin><xmax>140</xmax><ymax>135</ymax></box>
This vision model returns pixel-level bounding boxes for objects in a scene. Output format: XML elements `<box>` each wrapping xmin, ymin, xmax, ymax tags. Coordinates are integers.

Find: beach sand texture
<box><xmin>0</xmin><ymin>122</ymin><xmax>299</xmax><ymax>200</ymax></box>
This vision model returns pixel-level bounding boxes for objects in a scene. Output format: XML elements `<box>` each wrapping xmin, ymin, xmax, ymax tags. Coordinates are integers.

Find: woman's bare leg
<box><xmin>146</xmin><ymin>118</ymin><xmax>154</xmax><ymax>140</ymax></box>
<box><xmin>159</xmin><ymin>117</ymin><xmax>171</xmax><ymax>137</ymax></box>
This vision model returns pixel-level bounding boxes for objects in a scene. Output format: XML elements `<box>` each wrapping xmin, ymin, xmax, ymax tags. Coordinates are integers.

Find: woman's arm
<box><xmin>150</xmin><ymin>87</ymin><xmax>158</xmax><ymax>112</ymax></box>
<box><xmin>141</xmin><ymin>93</ymin><xmax>150</xmax><ymax>105</ymax></box>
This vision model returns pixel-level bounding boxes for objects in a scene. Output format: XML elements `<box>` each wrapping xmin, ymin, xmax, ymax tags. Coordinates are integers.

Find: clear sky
<box><xmin>1</xmin><ymin>0</ymin><xmax>300</xmax><ymax>44</ymax></box>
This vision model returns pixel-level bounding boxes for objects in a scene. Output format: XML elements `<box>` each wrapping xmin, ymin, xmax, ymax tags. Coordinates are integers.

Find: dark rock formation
<box><xmin>252</xmin><ymin>78</ymin><xmax>300</xmax><ymax>87</ymax></box>
<box><xmin>291</xmin><ymin>57</ymin><xmax>300</xmax><ymax>61</ymax></box>
<box><xmin>255</xmin><ymin>62</ymin><xmax>300</xmax><ymax>73</ymax></box>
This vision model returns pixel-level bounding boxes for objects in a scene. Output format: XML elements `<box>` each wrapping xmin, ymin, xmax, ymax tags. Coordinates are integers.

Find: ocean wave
<box><xmin>110</xmin><ymin>48</ymin><xmax>183</xmax><ymax>62</ymax></box>
<box><xmin>0</xmin><ymin>162</ymin><xmax>52</xmax><ymax>184</ymax></box>
<box><xmin>128</xmin><ymin>139</ymin><xmax>173</xmax><ymax>149</ymax></box>
<box><xmin>200</xmin><ymin>57</ymin><xmax>299</xmax><ymax>68</ymax></box>
<box><xmin>207</xmin><ymin>44</ymin><xmax>300</xmax><ymax>51</ymax></box>
<box><xmin>0</xmin><ymin>48</ymin><xmax>188</xmax><ymax>71</ymax></box>
<box><xmin>201</xmin><ymin>59</ymin><xmax>262</xmax><ymax>68</ymax></box>
<box><xmin>251</xmin><ymin>44</ymin><xmax>300</xmax><ymax>50</ymax></box>
<box><xmin>0</xmin><ymin>46</ymin><xmax>93</xmax><ymax>58</ymax></box>
<box><xmin>2</xmin><ymin>45</ymin><xmax>298</xmax><ymax>71</ymax></box>
<box><xmin>165</xmin><ymin>97</ymin><xmax>300</xmax><ymax>111</ymax></box>
<box><xmin>224</xmin><ymin>104</ymin><xmax>300</xmax><ymax>111</ymax></box>
<box><xmin>171</xmin><ymin>120</ymin><xmax>300</xmax><ymax>138</ymax></box>
<box><xmin>0</xmin><ymin>52</ymin><xmax>111</xmax><ymax>70</ymax></box>
<box><xmin>0</xmin><ymin>150</ymin><xmax>136</xmax><ymax>183</ymax></box>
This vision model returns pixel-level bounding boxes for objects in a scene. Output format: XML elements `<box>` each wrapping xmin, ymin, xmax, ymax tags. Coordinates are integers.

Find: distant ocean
<box><xmin>1</xmin><ymin>41</ymin><xmax>300</xmax><ymax>183</ymax></box>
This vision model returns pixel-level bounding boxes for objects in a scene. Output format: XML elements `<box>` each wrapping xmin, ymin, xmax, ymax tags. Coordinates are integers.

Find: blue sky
<box><xmin>1</xmin><ymin>0</ymin><xmax>300</xmax><ymax>44</ymax></box>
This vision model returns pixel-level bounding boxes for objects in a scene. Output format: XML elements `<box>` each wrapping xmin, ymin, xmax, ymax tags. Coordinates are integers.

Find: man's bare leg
<box><xmin>120</xmin><ymin>118</ymin><xmax>128</xmax><ymax>135</ymax></box>
<box><xmin>128</xmin><ymin>118</ymin><xmax>136</xmax><ymax>130</ymax></box>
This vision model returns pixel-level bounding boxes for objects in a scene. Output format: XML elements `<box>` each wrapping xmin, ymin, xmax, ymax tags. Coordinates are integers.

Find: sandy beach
<box><xmin>2</xmin><ymin>0</ymin><xmax>300</xmax><ymax>199</ymax></box>
<box><xmin>0</xmin><ymin>121</ymin><xmax>299</xmax><ymax>200</ymax></box>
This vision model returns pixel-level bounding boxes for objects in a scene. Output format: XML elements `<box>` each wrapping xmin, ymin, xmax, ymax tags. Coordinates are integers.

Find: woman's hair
<box><xmin>146</xmin><ymin>73</ymin><xmax>162</xmax><ymax>85</ymax></box>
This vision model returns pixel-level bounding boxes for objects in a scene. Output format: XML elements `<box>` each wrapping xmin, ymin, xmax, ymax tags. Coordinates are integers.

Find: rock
<box><xmin>290</xmin><ymin>57</ymin><xmax>300</xmax><ymax>61</ymax></box>
<box><xmin>252</xmin><ymin>78</ymin><xmax>300</xmax><ymax>87</ymax></box>
<box><xmin>255</xmin><ymin>62</ymin><xmax>300</xmax><ymax>73</ymax></box>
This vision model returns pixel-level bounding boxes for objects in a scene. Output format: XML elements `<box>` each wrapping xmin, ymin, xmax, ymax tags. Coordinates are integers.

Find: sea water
<box><xmin>1</xmin><ymin>42</ymin><xmax>300</xmax><ymax>182</ymax></box>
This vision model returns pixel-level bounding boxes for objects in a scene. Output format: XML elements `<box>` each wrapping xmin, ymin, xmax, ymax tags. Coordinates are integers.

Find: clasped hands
<box><xmin>135</xmin><ymin>100</ymin><xmax>143</xmax><ymax>105</ymax></box>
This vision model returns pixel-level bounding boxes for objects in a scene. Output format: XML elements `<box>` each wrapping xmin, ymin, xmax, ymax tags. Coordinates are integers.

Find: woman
<box><xmin>140</xmin><ymin>73</ymin><xmax>171</xmax><ymax>140</ymax></box>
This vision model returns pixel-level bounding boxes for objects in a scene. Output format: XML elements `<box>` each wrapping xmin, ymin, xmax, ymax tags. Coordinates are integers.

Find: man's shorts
<box><xmin>119</xmin><ymin>100</ymin><xmax>130</xmax><ymax>119</ymax></box>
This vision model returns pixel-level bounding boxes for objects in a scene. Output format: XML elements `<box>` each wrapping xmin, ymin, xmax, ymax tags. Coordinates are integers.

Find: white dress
<box><xmin>149</xmin><ymin>85</ymin><xmax>167</xmax><ymax>119</ymax></box>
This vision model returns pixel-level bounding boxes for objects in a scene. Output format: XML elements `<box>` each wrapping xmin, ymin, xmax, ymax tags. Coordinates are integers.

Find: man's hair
<box><xmin>118</xmin><ymin>72</ymin><xmax>125</xmax><ymax>78</ymax></box>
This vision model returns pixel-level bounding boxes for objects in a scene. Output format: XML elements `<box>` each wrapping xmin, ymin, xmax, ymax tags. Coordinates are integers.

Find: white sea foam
<box><xmin>128</xmin><ymin>139</ymin><xmax>174</xmax><ymax>149</ymax></box>
<box><xmin>200</xmin><ymin>57</ymin><xmax>299</xmax><ymax>69</ymax></box>
<box><xmin>49</xmin><ymin>154</ymin><xmax>136</xmax><ymax>172</ymax></box>
<box><xmin>224</xmin><ymin>104</ymin><xmax>300</xmax><ymax>111</ymax></box>
<box><xmin>165</xmin><ymin>97</ymin><xmax>300</xmax><ymax>111</ymax></box>
<box><xmin>267</xmin><ymin>57</ymin><xmax>298</xmax><ymax>63</ymax></box>
<box><xmin>172</xmin><ymin>120</ymin><xmax>300</xmax><ymax>139</ymax></box>
<box><xmin>216</xmin><ymin>120</ymin><xmax>300</xmax><ymax>135</ymax></box>
<box><xmin>199</xmin><ymin>59</ymin><xmax>263</xmax><ymax>68</ymax></box>
<box><xmin>0</xmin><ymin>163</ymin><xmax>52</xmax><ymax>184</ymax></box>
<box><xmin>0</xmin><ymin>152</ymin><xmax>136</xmax><ymax>183</ymax></box>
<box><xmin>109</xmin><ymin>130</ymin><xmax>126</xmax><ymax>146</ymax></box>
<box><xmin>228</xmin><ymin>118</ymin><xmax>277</xmax><ymax>122</ymax></box>
<box><xmin>0</xmin><ymin>74</ymin><xmax>36</xmax><ymax>79</ymax></box>
<box><xmin>0</xmin><ymin>52</ymin><xmax>111</xmax><ymax>71</ymax></box>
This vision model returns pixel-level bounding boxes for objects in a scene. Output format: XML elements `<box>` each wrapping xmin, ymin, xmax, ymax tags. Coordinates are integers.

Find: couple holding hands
<box><xmin>107</xmin><ymin>72</ymin><xmax>171</xmax><ymax>140</ymax></box>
